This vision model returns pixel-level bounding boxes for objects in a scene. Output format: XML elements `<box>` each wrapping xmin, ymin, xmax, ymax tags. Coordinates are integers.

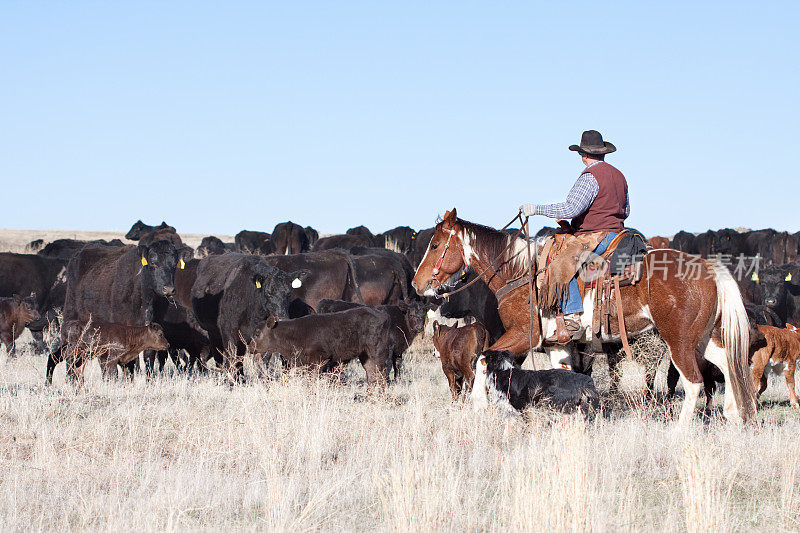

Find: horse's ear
<box><xmin>443</xmin><ymin>208</ymin><xmax>457</xmax><ymax>225</ymax></box>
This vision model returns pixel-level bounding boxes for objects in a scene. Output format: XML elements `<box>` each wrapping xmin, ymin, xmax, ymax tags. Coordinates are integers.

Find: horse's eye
<box><xmin>431</xmin><ymin>243</ymin><xmax>439</xmax><ymax>250</ymax></box>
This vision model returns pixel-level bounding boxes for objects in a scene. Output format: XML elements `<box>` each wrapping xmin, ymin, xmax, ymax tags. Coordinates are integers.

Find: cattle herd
<box><xmin>1</xmin><ymin>219</ymin><xmax>799</xmax><ymax>417</ymax></box>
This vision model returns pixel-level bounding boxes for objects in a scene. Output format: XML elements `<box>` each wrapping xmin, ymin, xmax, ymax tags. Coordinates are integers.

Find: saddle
<box><xmin>537</xmin><ymin>227</ymin><xmax>648</xmax><ymax>356</ymax></box>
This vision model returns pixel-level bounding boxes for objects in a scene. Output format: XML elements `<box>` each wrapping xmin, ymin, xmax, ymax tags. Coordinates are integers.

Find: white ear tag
<box><xmin>291</xmin><ymin>278</ymin><xmax>302</xmax><ymax>289</ymax></box>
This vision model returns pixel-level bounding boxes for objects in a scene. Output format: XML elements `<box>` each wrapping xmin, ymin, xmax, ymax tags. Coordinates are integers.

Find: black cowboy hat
<box><xmin>569</xmin><ymin>130</ymin><xmax>616</xmax><ymax>155</ymax></box>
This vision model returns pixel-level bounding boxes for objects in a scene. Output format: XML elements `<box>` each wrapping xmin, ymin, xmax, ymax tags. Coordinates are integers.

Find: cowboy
<box><xmin>520</xmin><ymin>130</ymin><xmax>629</xmax><ymax>344</ymax></box>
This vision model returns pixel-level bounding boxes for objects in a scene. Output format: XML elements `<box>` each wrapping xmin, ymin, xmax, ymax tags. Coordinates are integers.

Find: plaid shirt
<box><xmin>531</xmin><ymin>161</ymin><xmax>630</xmax><ymax>219</ymax></box>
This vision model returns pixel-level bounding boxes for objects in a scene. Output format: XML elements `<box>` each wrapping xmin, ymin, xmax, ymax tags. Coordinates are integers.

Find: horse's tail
<box><xmin>712</xmin><ymin>261</ymin><xmax>756</xmax><ymax>422</ymax></box>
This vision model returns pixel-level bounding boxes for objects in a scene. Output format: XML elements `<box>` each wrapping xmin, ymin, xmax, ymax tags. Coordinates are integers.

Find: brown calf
<box><xmin>751</xmin><ymin>324</ymin><xmax>800</xmax><ymax>407</ymax></box>
<box><xmin>0</xmin><ymin>294</ymin><xmax>40</xmax><ymax>355</ymax></box>
<box><xmin>432</xmin><ymin>321</ymin><xmax>489</xmax><ymax>401</ymax></box>
<box><xmin>647</xmin><ymin>236</ymin><xmax>671</xmax><ymax>249</ymax></box>
<box><xmin>60</xmin><ymin>320</ymin><xmax>169</xmax><ymax>381</ymax></box>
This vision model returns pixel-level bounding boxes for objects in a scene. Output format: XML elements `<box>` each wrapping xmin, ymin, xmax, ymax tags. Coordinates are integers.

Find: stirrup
<box><xmin>545</xmin><ymin>315</ymin><xmax>585</xmax><ymax>345</ymax></box>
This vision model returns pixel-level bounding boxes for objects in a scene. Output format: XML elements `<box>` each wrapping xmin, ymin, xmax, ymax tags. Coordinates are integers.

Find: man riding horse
<box><xmin>520</xmin><ymin>130</ymin><xmax>629</xmax><ymax>345</ymax></box>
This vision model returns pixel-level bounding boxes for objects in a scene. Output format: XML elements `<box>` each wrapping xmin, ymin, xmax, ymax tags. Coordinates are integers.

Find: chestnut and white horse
<box><xmin>412</xmin><ymin>209</ymin><xmax>755</xmax><ymax>424</ymax></box>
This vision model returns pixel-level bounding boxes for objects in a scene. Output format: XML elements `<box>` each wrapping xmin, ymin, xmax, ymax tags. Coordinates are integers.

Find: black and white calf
<box><xmin>470</xmin><ymin>350</ymin><xmax>600</xmax><ymax>414</ymax></box>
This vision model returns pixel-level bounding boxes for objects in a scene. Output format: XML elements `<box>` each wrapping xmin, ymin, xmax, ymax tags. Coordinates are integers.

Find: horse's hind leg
<box><xmin>702</xmin><ymin>338</ymin><xmax>742</xmax><ymax>423</ymax></box>
<box><xmin>661</xmin><ymin>339</ymin><xmax>704</xmax><ymax>424</ymax></box>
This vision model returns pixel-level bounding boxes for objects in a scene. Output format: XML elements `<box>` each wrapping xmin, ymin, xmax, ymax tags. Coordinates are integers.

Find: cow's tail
<box><xmin>712</xmin><ymin>261</ymin><xmax>756</xmax><ymax>422</ymax></box>
<box><xmin>344</xmin><ymin>253</ymin><xmax>365</xmax><ymax>304</ymax></box>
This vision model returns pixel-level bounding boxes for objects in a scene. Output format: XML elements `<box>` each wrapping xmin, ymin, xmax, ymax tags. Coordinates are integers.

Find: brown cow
<box><xmin>648</xmin><ymin>236</ymin><xmax>671</xmax><ymax>249</ymax></box>
<box><xmin>432</xmin><ymin>321</ymin><xmax>489</xmax><ymax>401</ymax></box>
<box><xmin>751</xmin><ymin>323</ymin><xmax>800</xmax><ymax>407</ymax></box>
<box><xmin>60</xmin><ymin>320</ymin><xmax>169</xmax><ymax>381</ymax></box>
<box><xmin>0</xmin><ymin>294</ymin><xmax>40</xmax><ymax>355</ymax></box>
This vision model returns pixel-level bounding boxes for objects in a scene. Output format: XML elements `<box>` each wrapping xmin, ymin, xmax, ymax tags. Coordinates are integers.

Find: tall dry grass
<box><xmin>0</xmin><ymin>331</ymin><xmax>798</xmax><ymax>531</ymax></box>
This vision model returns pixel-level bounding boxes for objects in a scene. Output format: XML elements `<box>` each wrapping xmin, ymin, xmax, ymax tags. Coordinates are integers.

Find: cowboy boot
<box><xmin>547</xmin><ymin>313</ymin><xmax>585</xmax><ymax>345</ymax></box>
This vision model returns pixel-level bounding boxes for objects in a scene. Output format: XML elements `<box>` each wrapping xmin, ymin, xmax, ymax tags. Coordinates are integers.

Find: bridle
<box><xmin>428</xmin><ymin>212</ymin><xmax>530</xmax><ymax>299</ymax></box>
<box><xmin>431</xmin><ymin>228</ymin><xmax>464</xmax><ymax>286</ymax></box>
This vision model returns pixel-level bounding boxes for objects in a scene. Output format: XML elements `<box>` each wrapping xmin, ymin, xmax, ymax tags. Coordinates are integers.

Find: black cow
<box><xmin>249</xmin><ymin>306</ymin><xmax>396</xmax><ymax>388</ymax></box>
<box><xmin>375</xmin><ymin>226</ymin><xmax>417</xmax><ymax>255</ymax></box>
<box><xmin>265</xmin><ymin>250</ymin><xmax>361</xmax><ymax>309</ymax></box>
<box><xmin>0</xmin><ymin>253</ymin><xmax>68</xmax><ymax>353</ymax></box>
<box><xmin>346</xmin><ymin>225</ymin><xmax>375</xmax><ymax>241</ymax></box>
<box><xmin>408</xmin><ymin>227</ymin><xmax>434</xmax><ymax>268</ymax></box>
<box><xmin>235</xmin><ymin>230</ymin><xmax>274</xmax><ymax>255</ymax></box>
<box><xmin>272</xmin><ymin>221</ymin><xmax>310</xmax><ymax>255</ymax></box>
<box><xmin>350</xmin><ymin>247</ymin><xmax>415</xmax><ymax>305</ymax></box>
<box><xmin>191</xmin><ymin>254</ymin><xmax>306</xmax><ymax>377</ymax></box>
<box><xmin>313</xmin><ymin>234</ymin><xmax>374</xmax><ymax>251</ymax></box>
<box><xmin>125</xmin><ymin>220</ymin><xmax>175</xmax><ymax>241</ymax></box>
<box><xmin>25</xmin><ymin>239</ymin><xmax>44</xmax><ymax>253</ymax></box>
<box><xmin>38</xmin><ymin>238</ymin><xmax>124</xmax><ymax>260</ymax></box>
<box><xmin>316</xmin><ymin>299</ymin><xmax>428</xmax><ymax>381</ymax></box>
<box><xmin>195</xmin><ymin>236</ymin><xmax>235</xmax><ymax>258</ymax></box>
<box><xmin>49</xmin><ymin>236</ymin><xmax>192</xmax><ymax>383</ymax></box>
<box><xmin>304</xmin><ymin>226</ymin><xmax>319</xmax><ymax>247</ymax></box>
<box><xmin>437</xmin><ymin>271</ymin><xmax>505</xmax><ymax>343</ymax></box>
<box><xmin>755</xmin><ymin>263</ymin><xmax>800</xmax><ymax>326</ymax></box>
<box><xmin>142</xmin><ymin>258</ymin><xmax>211</xmax><ymax>376</ymax></box>
<box><xmin>670</xmin><ymin>231</ymin><xmax>697</xmax><ymax>254</ymax></box>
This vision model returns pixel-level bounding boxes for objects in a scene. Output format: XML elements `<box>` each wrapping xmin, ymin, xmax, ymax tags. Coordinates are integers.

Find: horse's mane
<box><xmin>457</xmin><ymin>217</ymin><xmax>533</xmax><ymax>280</ymax></box>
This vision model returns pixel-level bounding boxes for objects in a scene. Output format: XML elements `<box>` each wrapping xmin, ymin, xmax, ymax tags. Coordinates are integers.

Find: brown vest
<box><xmin>571</xmin><ymin>161</ymin><xmax>628</xmax><ymax>235</ymax></box>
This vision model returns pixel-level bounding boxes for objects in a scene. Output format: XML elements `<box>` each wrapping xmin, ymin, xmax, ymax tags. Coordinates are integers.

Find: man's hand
<box><xmin>519</xmin><ymin>204</ymin><xmax>536</xmax><ymax>217</ymax></box>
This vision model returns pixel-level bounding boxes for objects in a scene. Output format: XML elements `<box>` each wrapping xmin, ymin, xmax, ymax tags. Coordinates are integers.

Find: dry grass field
<box><xmin>1</xmin><ymin>229</ymin><xmax>799</xmax><ymax>531</ymax></box>
<box><xmin>0</xmin><ymin>330</ymin><xmax>799</xmax><ymax>532</ymax></box>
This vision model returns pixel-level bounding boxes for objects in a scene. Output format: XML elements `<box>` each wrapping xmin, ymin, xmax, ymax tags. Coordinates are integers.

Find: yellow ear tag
<box><xmin>751</xmin><ymin>272</ymin><xmax>759</xmax><ymax>282</ymax></box>
<box><xmin>786</xmin><ymin>273</ymin><xmax>792</xmax><ymax>282</ymax></box>
<box><xmin>141</xmin><ymin>256</ymin><xmax>148</xmax><ymax>266</ymax></box>
<box><xmin>255</xmin><ymin>280</ymin><xmax>262</xmax><ymax>289</ymax></box>
<box><xmin>179</xmin><ymin>258</ymin><xmax>185</xmax><ymax>270</ymax></box>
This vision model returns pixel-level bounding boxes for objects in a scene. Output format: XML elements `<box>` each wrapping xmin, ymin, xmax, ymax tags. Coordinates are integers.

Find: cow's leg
<box><xmin>666</xmin><ymin>362</ymin><xmax>680</xmax><ymax>398</ymax></box>
<box><xmin>784</xmin><ymin>360</ymin><xmax>798</xmax><ymax>408</ymax></box>
<box><xmin>46</xmin><ymin>345</ymin><xmax>61</xmax><ymax>385</ymax></box>
<box><xmin>143</xmin><ymin>350</ymin><xmax>156</xmax><ymax>377</ymax></box>
<box><xmin>445</xmin><ymin>370</ymin><xmax>458</xmax><ymax>402</ymax></box>
<box><xmin>462</xmin><ymin>362</ymin><xmax>475</xmax><ymax>400</ymax></box>
<box><xmin>104</xmin><ymin>358</ymin><xmax>119</xmax><ymax>380</ymax></box>
<box><xmin>362</xmin><ymin>355</ymin><xmax>387</xmax><ymax>391</ymax></box>
<box><xmin>157</xmin><ymin>350</ymin><xmax>168</xmax><ymax>373</ymax></box>
<box><xmin>29</xmin><ymin>329</ymin><xmax>46</xmax><ymax>355</ymax></box>
<box><xmin>750</xmin><ymin>348</ymin><xmax>769</xmax><ymax>401</ymax></box>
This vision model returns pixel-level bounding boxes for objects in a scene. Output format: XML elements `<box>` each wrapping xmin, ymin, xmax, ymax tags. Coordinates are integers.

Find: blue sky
<box><xmin>1</xmin><ymin>1</ymin><xmax>797</xmax><ymax>237</ymax></box>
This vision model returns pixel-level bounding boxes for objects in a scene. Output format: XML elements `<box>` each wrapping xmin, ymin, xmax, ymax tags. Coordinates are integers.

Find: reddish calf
<box><xmin>59</xmin><ymin>320</ymin><xmax>169</xmax><ymax>381</ymax></box>
<box><xmin>432</xmin><ymin>321</ymin><xmax>489</xmax><ymax>401</ymax></box>
<box><xmin>751</xmin><ymin>324</ymin><xmax>800</xmax><ymax>407</ymax></box>
<box><xmin>0</xmin><ymin>294</ymin><xmax>40</xmax><ymax>355</ymax></box>
<box><xmin>648</xmin><ymin>236</ymin><xmax>671</xmax><ymax>249</ymax></box>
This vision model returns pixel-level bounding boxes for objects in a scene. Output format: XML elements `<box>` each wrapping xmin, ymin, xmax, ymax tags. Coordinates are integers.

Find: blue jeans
<box><xmin>562</xmin><ymin>232</ymin><xmax>618</xmax><ymax>314</ymax></box>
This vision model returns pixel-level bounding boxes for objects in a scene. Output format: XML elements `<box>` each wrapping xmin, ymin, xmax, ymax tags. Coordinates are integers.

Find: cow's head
<box><xmin>143</xmin><ymin>322</ymin><xmax>170</xmax><ymax>351</ymax></box>
<box><xmin>411</xmin><ymin>209</ymin><xmax>467</xmax><ymax>297</ymax></box>
<box><xmin>138</xmin><ymin>240</ymin><xmax>193</xmax><ymax>297</ymax></box>
<box><xmin>756</xmin><ymin>264</ymin><xmax>798</xmax><ymax>310</ymax></box>
<box><xmin>13</xmin><ymin>293</ymin><xmax>40</xmax><ymax>324</ymax></box>
<box><xmin>248</xmin><ymin>315</ymin><xmax>279</xmax><ymax>354</ymax></box>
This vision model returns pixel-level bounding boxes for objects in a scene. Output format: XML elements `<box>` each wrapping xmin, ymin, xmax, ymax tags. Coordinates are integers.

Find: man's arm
<box><xmin>624</xmin><ymin>187</ymin><xmax>630</xmax><ymax>218</ymax></box>
<box><xmin>520</xmin><ymin>174</ymin><xmax>598</xmax><ymax>219</ymax></box>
